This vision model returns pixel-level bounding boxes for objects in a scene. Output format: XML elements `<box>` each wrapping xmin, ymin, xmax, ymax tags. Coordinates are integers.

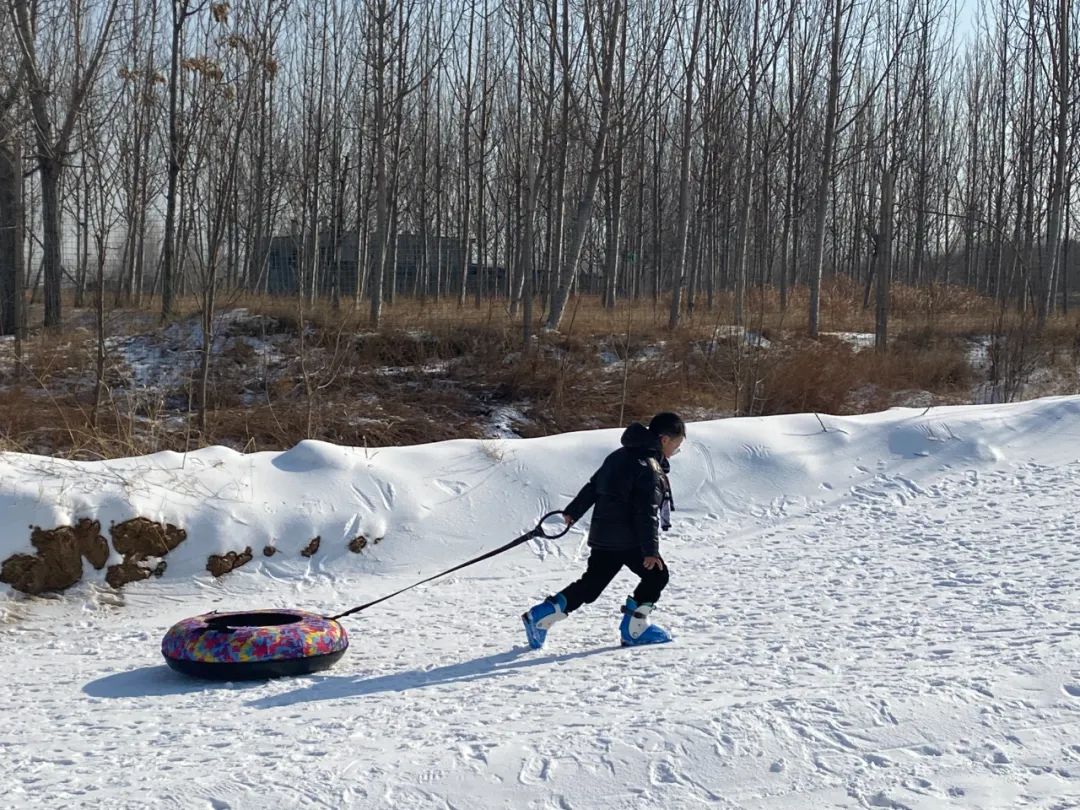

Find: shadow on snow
<box><xmin>246</xmin><ymin>643</ymin><xmax>624</xmax><ymax>708</ymax></box>
<box><xmin>83</xmin><ymin>665</ymin><xmax>263</xmax><ymax>698</ymax></box>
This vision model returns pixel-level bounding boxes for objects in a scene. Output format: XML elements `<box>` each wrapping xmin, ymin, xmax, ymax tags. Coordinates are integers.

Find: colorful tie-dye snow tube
<box><xmin>161</xmin><ymin>609</ymin><xmax>348</xmax><ymax>680</ymax></box>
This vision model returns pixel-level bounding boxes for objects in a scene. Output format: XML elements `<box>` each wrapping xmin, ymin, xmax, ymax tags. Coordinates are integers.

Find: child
<box><xmin>522</xmin><ymin>412</ymin><xmax>685</xmax><ymax>648</ymax></box>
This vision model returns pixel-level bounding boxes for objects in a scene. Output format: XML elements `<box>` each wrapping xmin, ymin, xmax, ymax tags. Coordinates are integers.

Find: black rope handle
<box><xmin>326</xmin><ymin>511</ymin><xmax>571</xmax><ymax>622</ymax></box>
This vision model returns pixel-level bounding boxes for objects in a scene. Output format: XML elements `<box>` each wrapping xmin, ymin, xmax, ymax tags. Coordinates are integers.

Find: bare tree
<box><xmin>367</xmin><ymin>0</ymin><xmax>419</xmax><ymax>326</ymax></box>
<box><xmin>241</xmin><ymin>1</ymin><xmax>285</xmax><ymax>297</ymax></box>
<box><xmin>9</xmin><ymin>0</ymin><xmax>121</xmax><ymax>329</ymax></box>
<box><xmin>188</xmin><ymin>3</ymin><xmax>263</xmax><ymax>433</ymax></box>
<box><xmin>82</xmin><ymin>78</ymin><xmax>124</xmax><ymax>427</ymax></box>
<box><xmin>873</xmin><ymin>165</ymin><xmax>895</xmax><ymax>350</ymax></box>
<box><xmin>807</xmin><ymin>0</ymin><xmax>850</xmax><ymax>338</ymax></box>
<box><xmin>509</xmin><ymin>0</ymin><xmax>554</xmax><ymax>340</ymax></box>
<box><xmin>546</xmin><ymin>0</ymin><xmax>624</xmax><ymax>330</ymax></box>
<box><xmin>115</xmin><ymin>0</ymin><xmax>165</xmax><ymax>308</ymax></box>
<box><xmin>1035</xmin><ymin>0</ymin><xmax>1071</xmax><ymax>328</ymax></box>
<box><xmin>0</xmin><ymin>0</ymin><xmax>1074</xmax><ymax>357</ymax></box>
<box><xmin>666</xmin><ymin>0</ymin><xmax>704</xmax><ymax>330</ymax></box>
<box><xmin>160</xmin><ymin>0</ymin><xmax>221</xmax><ymax>321</ymax></box>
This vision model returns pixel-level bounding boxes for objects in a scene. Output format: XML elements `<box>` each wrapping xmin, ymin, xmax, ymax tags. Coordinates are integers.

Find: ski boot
<box><xmin>619</xmin><ymin>597</ymin><xmax>671</xmax><ymax>646</ymax></box>
<box><xmin>522</xmin><ymin>593</ymin><xmax>567</xmax><ymax>650</ymax></box>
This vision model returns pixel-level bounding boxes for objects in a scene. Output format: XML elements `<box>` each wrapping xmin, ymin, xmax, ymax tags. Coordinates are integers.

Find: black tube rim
<box><xmin>163</xmin><ymin>648</ymin><xmax>348</xmax><ymax>681</ymax></box>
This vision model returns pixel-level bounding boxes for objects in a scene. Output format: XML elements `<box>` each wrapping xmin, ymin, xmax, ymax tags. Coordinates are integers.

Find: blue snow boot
<box><xmin>619</xmin><ymin>597</ymin><xmax>672</xmax><ymax>647</ymax></box>
<box><xmin>522</xmin><ymin>593</ymin><xmax>567</xmax><ymax>650</ymax></box>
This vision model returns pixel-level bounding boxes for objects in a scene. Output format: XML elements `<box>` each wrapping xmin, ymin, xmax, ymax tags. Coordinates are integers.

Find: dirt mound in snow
<box><xmin>0</xmin><ymin>519</ymin><xmax>109</xmax><ymax>594</ymax></box>
<box><xmin>106</xmin><ymin>518</ymin><xmax>188</xmax><ymax>588</ymax></box>
<box><xmin>207</xmin><ymin>546</ymin><xmax>253</xmax><ymax>577</ymax></box>
<box><xmin>347</xmin><ymin>535</ymin><xmax>382</xmax><ymax>552</ymax></box>
<box><xmin>1</xmin><ymin>512</ymin><xmax>387</xmax><ymax>595</ymax></box>
<box><xmin>0</xmin><ymin>517</ymin><xmax>187</xmax><ymax>594</ymax></box>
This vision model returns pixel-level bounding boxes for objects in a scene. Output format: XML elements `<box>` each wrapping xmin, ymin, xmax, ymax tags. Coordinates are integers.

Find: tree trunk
<box><xmin>160</xmin><ymin>5</ymin><xmax>187</xmax><ymax>320</ymax></box>
<box><xmin>808</xmin><ymin>0</ymin><xmax>845</xmax><ymax>337</ymax></box>
<box><xmin>0</xmin><ymin>137</ymin><xmax>24</xmax><ymax>339</ymax></box>
<box><xmin>39</xmin><ymin>160</ymin><xmax>64</xmax><ymax>328</ymax></box>
<box><xmin>602</xmin><ymin>153</ymin><xmax>624</xmax><ymax>310</ymax></box>
<box><xmin>1037</xmin><ymin>0</ymin><xmax>1069</xmax><ymax>330</ymax></box>
<box><xmin>727</xmin><ymin>0</ymin><xmax>755</xmax><ymax>327</ymax></box>
<box><xmin>91</xmin><ymin>231</ymin><xmax>107</xmax><ymax>428</ymax></box>
<box><xmin>669</xmin><ymin>0</ymin><xmax>705</xmax><ymax>330</ymax></box>
<box><xmin>875</xmin><ymin>167</ymin><xmax>895</xmax><ymax>352</ymax></box>
<box><xmin>781</xmin><ymin>48</ymin><xmax>796</xmax><ymax>311</ymax></box>
<box><xmin>544</xmin><ymin>0</ymin><xmax>570</xmax><ymax>314</ymax></box>
<box><xmin>457</xmin><ymin>6</ymin><xmax>477</xmax><ymax>307</ymax></box>
<box><xmin>521</xmin><ymin>155</ymin><xmax>539</xmax><ymax>346</ymax></box>
<box><xmin>370</xmin><ymin>0</ymin><xmax>390</xmax><ymax>326</ymax></box>
<box><xmin>75</xmin><ymin>167</ymin><xmax>90</xmax><ymax>309</ymax></box>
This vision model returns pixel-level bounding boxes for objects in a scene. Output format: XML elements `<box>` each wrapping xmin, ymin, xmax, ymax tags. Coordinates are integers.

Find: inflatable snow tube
<box><xmin>161</xmin><ymin>609</ymin><xmax>348</xmax><ymax>680</ymax></box>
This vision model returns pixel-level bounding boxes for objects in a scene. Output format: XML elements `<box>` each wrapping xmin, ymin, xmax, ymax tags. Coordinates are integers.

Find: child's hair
<box><xmin>648</xmin><ymin>412</ymin><xmax>686</xmax><ymax>439</ymax></box>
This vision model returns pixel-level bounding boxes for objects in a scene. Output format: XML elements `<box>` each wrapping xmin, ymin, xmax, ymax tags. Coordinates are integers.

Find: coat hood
<box><xmin>620</xmin><ymin>422</ymin><xmax>655</xmax><ymax>449</ymax></box>
<box><xmin>621</xmin><ymin>422</ymin><xmax>671</xmax><ymax>470</ymax></box>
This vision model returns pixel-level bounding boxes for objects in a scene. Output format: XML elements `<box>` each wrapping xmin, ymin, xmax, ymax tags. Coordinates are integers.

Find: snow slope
<box><xmin>2</xmin><ymin>398</ymin><xmax>1079</xmax><ymax>809</ymax></box>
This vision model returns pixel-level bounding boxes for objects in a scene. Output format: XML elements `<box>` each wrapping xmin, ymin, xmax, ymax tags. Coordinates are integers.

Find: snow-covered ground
<box><xmin>2</xmin><ymin>399</ymin><xmax>1080</xmax><ymax>809</ymax></box>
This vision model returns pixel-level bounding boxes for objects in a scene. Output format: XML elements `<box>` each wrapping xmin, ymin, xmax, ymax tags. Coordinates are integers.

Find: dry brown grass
<box><xmin>0</xmin><ymin>387</ymin><xmax>159</xmax><ymax>459</ymax></box>
<box><xmin>4</xmin><ymin>283</ymin><xmax>1080</xmax><ymax>458</ymax></box>
<box><xmin>748</xmin><ymin>333</ymin><xmax>976</xmax><ymax>417</ymax></box>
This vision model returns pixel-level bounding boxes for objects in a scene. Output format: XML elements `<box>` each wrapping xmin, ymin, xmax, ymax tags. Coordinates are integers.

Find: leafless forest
<box><xmin>0</xmin><ymin>0</ymin><xmax>1077</xmax><ymax>455</ymax></box>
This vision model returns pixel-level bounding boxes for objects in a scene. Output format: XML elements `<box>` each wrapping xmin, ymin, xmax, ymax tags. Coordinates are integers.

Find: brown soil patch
<box><xmin>106</xmin><ymin>558</ymin><xmax>167</xmax><ymax>588</ymax></box>
<box><xmin>105</xmin><ymin>517</ymin><xmax>187</xmax><ymax>588</ymax></box>
<box><xmin>207</xmin><ymin>546</ymin><xmax>253</xmax><ymax>577</ymax></box>
<box><xmin>263</xmin><ymin>545</ymin><xmax>277</xmax><ymax>557</ymax></box>
<box><xmin>301</xmin><ymin>536</ymin><xmax>321</xmax><ymax>557</ymax></box>
<box><xmin>0</xmin><ymin>518</ymin><xmax>109</xmax><ymax>594</ymax></box>
<box><xmin>347</xmin><ymin>535</ymin><xmax>367</xmax><ymax>553</ymax></box>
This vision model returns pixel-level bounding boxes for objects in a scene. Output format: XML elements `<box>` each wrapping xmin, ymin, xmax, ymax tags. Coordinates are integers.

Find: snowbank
<box><xmin>4</xmin><ymin>396</ymin><xmax>1080</xmax><ymax>597</ymax></box>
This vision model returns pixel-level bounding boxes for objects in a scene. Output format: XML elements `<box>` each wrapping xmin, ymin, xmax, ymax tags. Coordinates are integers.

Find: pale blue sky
<box><xmin>955</xmin><ymin>0</ymin><xmax>978</xmax><ymax>44</ymax></box>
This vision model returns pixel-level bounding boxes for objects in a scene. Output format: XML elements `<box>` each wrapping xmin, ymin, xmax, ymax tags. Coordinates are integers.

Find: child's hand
<box><xmin>643</xmin><ymin>556</ymin><xmax>665</xmax><ymax>570</ymax></box>
<box><xmin>563</xmin><ymin>514</ymin><xmax>575</xmax><ymax>526</ymax></box>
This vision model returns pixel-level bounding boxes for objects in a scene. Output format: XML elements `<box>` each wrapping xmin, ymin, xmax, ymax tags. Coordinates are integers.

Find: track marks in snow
<box><xmin>4</xmin><ymin>454</ymin><xmax>1080</xmax><ymax>807</ymax></box>
<box><xmin>671</xmin><ymin>458</ymin><xmax>1080</xmax><ymax>808</ymax></box>
<box><xmin>349</xmin><ymin>482</ymin><xmax>376</xmax><ymax>512</ymax></box>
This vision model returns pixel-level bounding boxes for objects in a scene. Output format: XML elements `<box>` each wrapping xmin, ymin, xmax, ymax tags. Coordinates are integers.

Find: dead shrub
<box><xmin>751</xmin><ymin>337</ymin><xmax>974</xmax><ymax>416</ymax></box>
<box><xmin>891</xmin><ymin>282</ymin><xmax>995</xmax><ymax>320</ymax></box>
<box><xmin>754</xmin><ymin>341</ymin><xmax>860</xmax><ymax>416</ymax></box>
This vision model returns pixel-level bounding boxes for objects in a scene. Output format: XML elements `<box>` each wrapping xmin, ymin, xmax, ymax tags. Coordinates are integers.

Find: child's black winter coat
<box><xmin>564</xmin><ymin>423</ymin><xmax>672</xmax><ymax>557</ymax></box>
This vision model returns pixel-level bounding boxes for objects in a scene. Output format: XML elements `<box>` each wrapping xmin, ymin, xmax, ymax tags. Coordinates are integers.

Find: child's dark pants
<box><xmin>560</xmin><ymin>548</ymin><xmax>669</xmax><ymax>613</ymax></box>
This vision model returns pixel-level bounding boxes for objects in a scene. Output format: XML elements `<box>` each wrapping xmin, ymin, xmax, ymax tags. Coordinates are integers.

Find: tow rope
<box><xmin>325</xmin><ymin>511</ymin><xmax>571</xmax><ymax>621</ymax></box>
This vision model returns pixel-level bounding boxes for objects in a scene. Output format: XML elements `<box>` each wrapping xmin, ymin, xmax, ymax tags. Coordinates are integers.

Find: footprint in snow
<box><xmin>913</xmin><ymin>744</ymin><xmax>943</xmax><ymax>757</ymax></box>
<box><xmin>864</xmin><ymin>753</ymin><xmax>893</xmax><ymax>768</ymax></box>
<box><xmin>867</xmin><ymin>791</ymin><xmax>911</xmax><ymax>809</ymax></box>
<box><xmin>1063</xmin><ymin>684</ymin><xmax>1080</xmax><ymax>697</ymax></box>
<box><xmin>433</xmin><ymin>479</ymin><xmax>469</xmax><ymax>496</ymax></box>
<box><xmin>518</xmin><ymin>756</ymin><xmax>552</xmax><ymax>785</ymax></box>
<box><xmin>649</xmin><ymin>759</ymin><xmax>680</xmax><ymax>785</ymax></box>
